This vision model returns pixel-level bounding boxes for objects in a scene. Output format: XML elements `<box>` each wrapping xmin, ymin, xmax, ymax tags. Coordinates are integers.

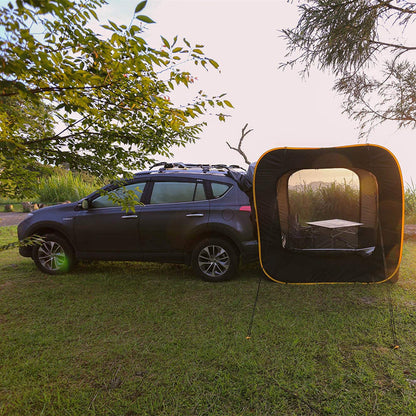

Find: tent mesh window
<box><xmin>278</xmin><ymin>168</ymin><xmax>376</xmax><ymax>253</ymax></box>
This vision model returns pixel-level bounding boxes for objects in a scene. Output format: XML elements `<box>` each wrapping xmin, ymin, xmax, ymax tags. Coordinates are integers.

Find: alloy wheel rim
<box><xmin>38</xmin><ymin>241</ymin><xmax>67</xmax><ymax>272</ymax></box>
<box><xmin>198</xmin><ymin>245</ymin><xmax>230</xmax><ymax>277</ymax></box>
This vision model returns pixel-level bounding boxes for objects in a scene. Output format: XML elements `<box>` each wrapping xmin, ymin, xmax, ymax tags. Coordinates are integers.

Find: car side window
<box><xmin>194</xmin><ymin>183</ymin><xmax>206</xmax><ymax>201</ymax></box>
<box><xmin>150</xmin><ymin>181</ymin><xmax>206</xmax><ymax>204</ymax></box>
<box><xmin>211</xmin><ymin>182</ymin><xmax>231</xmax><ymax>198</ymax></box>
<box><xmin>92</xmin><ymin>182</ymin><xmax>145</xmax><ymax>208</ymax></box>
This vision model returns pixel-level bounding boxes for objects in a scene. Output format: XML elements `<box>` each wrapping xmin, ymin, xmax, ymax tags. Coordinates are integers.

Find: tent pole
<box><xmin>246</xmin><ymin>273</ymin><xmax>263</xmax><ymax>340</ymax></box>
<box><xmin>378</xmin><ymin>218</ymin><xmax>399</xmax><ymax>349</ymax></box>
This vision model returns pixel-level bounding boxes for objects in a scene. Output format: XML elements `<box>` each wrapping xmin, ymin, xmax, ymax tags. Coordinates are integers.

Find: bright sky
<box><xmin>98</xmin><ymin>0</ymin><xmax>416</xmax><ymax>185</ymax></box>
<box><xmin>3</xmin><ymin>0</ymin><xmax>415</xmax><ymax>183</ymax></box>
<box><xmin>289</xmin><ymin>168</ymin><xmax>359</xmax><ymax>188</ymax></box>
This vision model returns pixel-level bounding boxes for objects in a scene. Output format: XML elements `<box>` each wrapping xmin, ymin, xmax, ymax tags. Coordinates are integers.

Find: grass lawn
<box><xmin>1</xmin><ymin>226</ymin><xmax>416</xmax><ymax>415</ymax></box>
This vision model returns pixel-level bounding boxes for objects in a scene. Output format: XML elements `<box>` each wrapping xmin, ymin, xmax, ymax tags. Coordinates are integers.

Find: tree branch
<box><xmin>0</xmin><ymin>82</ymin><xmax>114</xmax><ymax>98</ymax></box>
<box><xmin>24</xmin><ymin>116</ymin><xmax>89</xmax><ymax>145</ymax></box>
<box><xmin>226</xmin><ymin>123</ymin><xmax>252</xmax><ymax>165</ymax></box>
<box><xmin>369</xmin><ymin>39</ymin><xmax>416</xmax><ymax>51</ymax></box>
<box><xmin>375</xmin><ymin>0</ymin><xmax>416</xmax><ymax>15</ymax></box>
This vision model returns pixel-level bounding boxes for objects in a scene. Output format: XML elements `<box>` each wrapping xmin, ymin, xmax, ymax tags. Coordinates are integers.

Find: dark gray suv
<box><xmin>18</xmin><ymin>163</ymin><xmax>257</xmax><ymax>281</ymax></box>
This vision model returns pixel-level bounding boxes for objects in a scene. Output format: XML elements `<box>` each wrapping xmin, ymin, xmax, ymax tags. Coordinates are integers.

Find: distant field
<box><xmin>1</xmin><ymin>225</ymin><xmax>416</xmax><ymax>415</ymax></box>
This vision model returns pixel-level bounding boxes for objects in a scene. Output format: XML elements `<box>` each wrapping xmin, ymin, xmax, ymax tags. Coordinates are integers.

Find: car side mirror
<box><xmin>81</xmin><ymin>199</ymin><xmax>90</xmax><ymax>210</ymax></box>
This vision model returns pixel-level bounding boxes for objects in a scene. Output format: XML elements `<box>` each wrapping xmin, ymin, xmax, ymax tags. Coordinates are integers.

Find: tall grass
<box><xmin>405</xmin><ymin>180</ymin><xmax>416</xmax><ymax>223</ymax></box>
<box><xmin>289</xmin><ymin>180</ymin><xmax>416</xmax><ymax>225</ymax></box>
<box><xmin>34</xmin><ymin>170</ymin><xmax>102</xmax><ymax>204</ymax></box>
<box><xmin>288</xmin><ymin>181</ymin><xmax>360</xmax><ymax>224</ymax></box>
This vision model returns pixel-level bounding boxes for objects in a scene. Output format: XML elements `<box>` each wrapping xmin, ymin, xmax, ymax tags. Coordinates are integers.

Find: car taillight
<box><xmin>239</xmin><ymin>205</ymin><xmax>251</xmax><ymax>212</ymax></box>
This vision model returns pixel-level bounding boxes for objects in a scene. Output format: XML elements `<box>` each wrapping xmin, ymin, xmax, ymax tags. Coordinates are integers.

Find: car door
<box><xmin>73</xmin><ymin>182</ymin><xmax>146</xmax><ymax>256</ymax></box>
<box><xmin>138</xmin><ymin>179</ymin><xmax>209</xmax><ymax>253</ymax></box>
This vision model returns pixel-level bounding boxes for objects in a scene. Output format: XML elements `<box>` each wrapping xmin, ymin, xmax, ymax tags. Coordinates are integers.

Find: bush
<box><xmin>4</xmin><ymin>204</ymin><xmax>14</xmax><ymax>212</ymax></box>
<box><xmin>22</xmin><ymin>202</ymin><xmax>32</xmax><ymax>212</ymax></box>
<box><xmin>34</xmin><ymin>170</ymin><xmax>102</xmax><ymax>204</ymax></box>
<box><xmin>405</xmin><ymin>181</ymin><xmax>416</xmax><ymax>223</ymax></box>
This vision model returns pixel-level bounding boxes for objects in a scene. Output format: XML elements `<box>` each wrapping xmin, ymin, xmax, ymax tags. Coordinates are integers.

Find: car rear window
<box><xmin>211</xmin><ymin>182</ymin><xmax>231</xmax><ymax>198</ymax></box>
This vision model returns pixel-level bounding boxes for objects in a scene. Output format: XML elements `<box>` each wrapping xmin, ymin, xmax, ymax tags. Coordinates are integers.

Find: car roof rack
<box><xmin>146</xmin><ymin>162</ymin><xmax>246</xmax><ymax>174</ymax></box>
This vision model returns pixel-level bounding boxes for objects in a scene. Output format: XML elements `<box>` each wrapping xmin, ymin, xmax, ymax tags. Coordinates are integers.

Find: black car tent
<box><xmin>253</xmin><ymin>145</ymin><xmax>404</xmax><ymax>284</ymax></box>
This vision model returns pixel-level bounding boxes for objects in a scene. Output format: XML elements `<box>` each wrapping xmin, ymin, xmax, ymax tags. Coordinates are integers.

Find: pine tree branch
<box><xmin>375</xmin><ymin>0</ymin><xmax>416</xmax><ymax>15</ymax></box>
<box><xmin>369</xmin><ymin>39</ymin><xmax>416</xmax><ymax>51</ymax></box>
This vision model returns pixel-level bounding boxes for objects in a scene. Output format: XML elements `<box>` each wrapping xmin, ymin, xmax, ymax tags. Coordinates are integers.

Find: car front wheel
<box><xmin>32</xmin><ymin>233</ymin><xmax>74</xmax><ymax>274</ymax></box>
<box><xmin>191</xmin><ymin>238</ymin><xmax>239</xmax><ymax>282</ymax></box>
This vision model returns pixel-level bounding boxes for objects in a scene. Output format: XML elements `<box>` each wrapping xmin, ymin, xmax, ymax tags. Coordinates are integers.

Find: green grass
<box><xmin>2</xmin><ymin>226</ymin><xmax>416</xmax><ymax>415</ymax></box>
<box><xmin>0</xmin><ymin>226</ymin><xmax>18</xmax><ymax>246</ymax></box>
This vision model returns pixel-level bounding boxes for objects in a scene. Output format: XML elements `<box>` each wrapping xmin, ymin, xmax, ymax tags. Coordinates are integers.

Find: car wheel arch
<box><xmin>185</xmin><ymin>230</ymin><xmax>240</xmax><ymax>262</ymax></box>
<box><xmin>28</xmin><ymin>227</ymin><xmax>74</xmax><ymax>251</ymax></box>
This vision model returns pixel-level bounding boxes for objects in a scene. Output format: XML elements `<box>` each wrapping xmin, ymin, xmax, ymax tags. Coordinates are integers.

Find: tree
<box><xmin>0</xmin><ymin>0</ymin><xmax>230</xmax><ymax>198</ymax></box>
<box><xmin>0</xmin><ymin>96</ymin><xmax>56</xmax><ymax>196</ymax></box>
<box><xmin>282</xmin><ymin>0</ymin><xmax>416</xmax><ymax>139</ymax></box>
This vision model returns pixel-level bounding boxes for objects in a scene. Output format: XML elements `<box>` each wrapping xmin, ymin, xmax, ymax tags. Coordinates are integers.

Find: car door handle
<box><xmin>121</xmin><ymin>215</ymin><xmax>138</xmax><ymax>219</ymax></box>
<box><xmin>186</xmin><ymin>213</ymin><xmax>204</xmax><ymax>217</ymax></box>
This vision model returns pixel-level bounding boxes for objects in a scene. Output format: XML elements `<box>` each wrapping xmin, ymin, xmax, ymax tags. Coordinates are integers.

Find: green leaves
<box><xmin>105</xmin><ymin>186</ymin><xmax>143</xmax><ymax>213</ymax></box>
<box><xmin>135</xmin><ymin>1</ymin><xmax>147</xmax><ymax>14</ymax></box>
<box><xmin>108</xmin><ymin>20</ymin><xmax>119</xmax><ymax>31</ymax></box>
<box><xmin>208</xmin><ymin>59</ymin><xmax>219</xmax><ymax>69</ymax></box>
<box><xmin>161</xmin><ymin>36</ymin><xmax>170</xmax><ymax>48</ymax></box>
<box><xmin>136</xmin><ymin>15</ymin><xmax>155</xmax><ymax>24</ymax></box>
<box><xmin>282</xmin><ymin>0</ymin><xmax>416</xmax><ymax>138</ymax></box>
<box><xmin>0</xmin><ymin>0</ymin><xmax>229</xmax><ymax>199</ymax></box>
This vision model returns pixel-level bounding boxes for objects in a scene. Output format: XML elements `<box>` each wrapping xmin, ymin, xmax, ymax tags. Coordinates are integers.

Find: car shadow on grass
<box><xmin>70</xmin><ymin>260</ymin><xmax>263</xmax><ymax>283</ymax></box>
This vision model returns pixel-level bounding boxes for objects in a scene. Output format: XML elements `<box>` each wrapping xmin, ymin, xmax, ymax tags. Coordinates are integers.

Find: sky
<box><xmin>289</xmin><ymin>168</ymin><xmax>359</xmax><ymax>188</ymax></box>
<box><xmin>3</xmin><ymin>0</ymin><xmax>415</xmax><ymax>183</ymax></box>
<box><xmin>96</xmin><ymin>0</ymin><xmax>416</xmax><ymax>184</ymax></box>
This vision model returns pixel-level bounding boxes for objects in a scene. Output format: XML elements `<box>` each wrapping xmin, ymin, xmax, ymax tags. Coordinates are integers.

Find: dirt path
<box><xmin>0</xmin><ymin>212</ymin><xmax>28</xmax><ymax>227</ymax></box>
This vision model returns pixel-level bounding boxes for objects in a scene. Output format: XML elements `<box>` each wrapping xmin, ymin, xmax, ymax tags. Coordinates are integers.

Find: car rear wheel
<box><xmin>32</xmin><ymin>233</ymin><xmax>74</xmax><ymax>274</ymax></box>
<box><xmin>191</xmin><ymin>238</ymin><xmax>239</xmax><ymax>282</ymax></box>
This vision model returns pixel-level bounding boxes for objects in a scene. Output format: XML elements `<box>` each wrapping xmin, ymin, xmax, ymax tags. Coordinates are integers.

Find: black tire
<box><xmin>32</xmin><ymin>233</ymin><xmax>74</xmax><ymax>275</ymax></box>
<box><xmin>191</xmin><ymin>238</ymin><xmax>239</xmax><ymax>282</ymax></box>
